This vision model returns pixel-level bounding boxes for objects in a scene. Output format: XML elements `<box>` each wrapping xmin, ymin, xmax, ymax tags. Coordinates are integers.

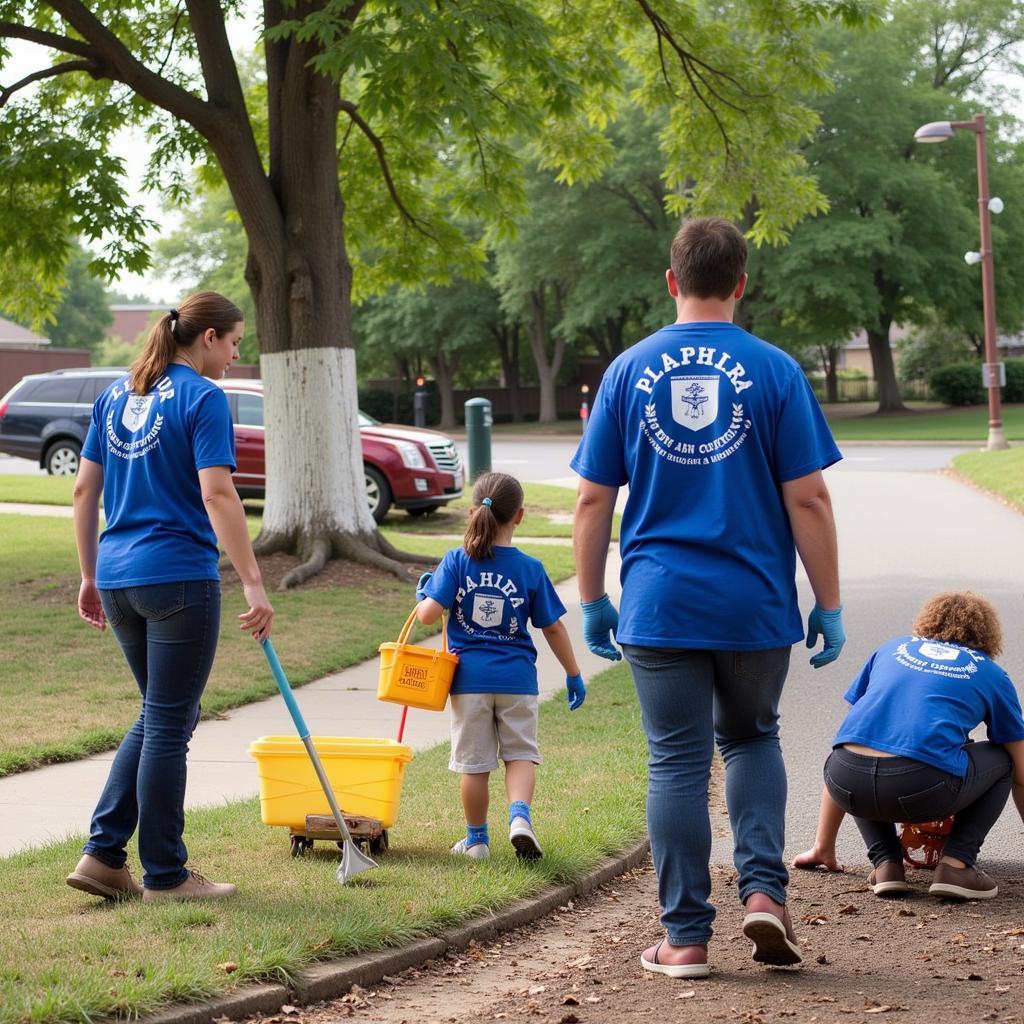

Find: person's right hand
<box><xmin>240</xmin><ymin>581</ymin><xmax>274</xmax><ymax>641</ymax></box>
<box><xmin>581</xmin><ymin>594</ymin><xmax>621</xmax><ymax>661</ymax></box>
<box><xmin>78</xmin><ymin>580</ymin><xmax>106</xmax><ymax>632</ymax></box>
<box><xmin>415</xmin><ymin>571</ymin><xmax>433</xmax><ymax>601</ymax></box>
<box><xmin>806</xmin><ymin>603</ymin><xmax>845</xmax><ymax>668</ymax></box>
<box><xmin>791</xmin><ymin>845</ymin><xmax>844</xmax><ymax>872</ymax></box>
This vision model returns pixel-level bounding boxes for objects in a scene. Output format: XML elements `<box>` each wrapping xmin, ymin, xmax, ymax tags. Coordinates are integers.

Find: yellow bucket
<box><xmin>248</xmin><ymin>735</ymin><xmax>412</xmax><ymax>829</ymax></box>
<box><xmin>377</xmin><ymin>608</ymin><xmax>458</xmax><ymax>712</ymax></box>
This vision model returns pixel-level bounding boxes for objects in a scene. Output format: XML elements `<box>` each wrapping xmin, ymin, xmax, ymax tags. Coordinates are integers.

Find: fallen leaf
<box><xmin>559</xmin><ymin>1016</ymin><xmax>581</xmax><ymax>1024</ymax></box>
<box><xmin>816</xmin><ymin>954</ymin><xmax>830</xmax><ymax>965</ymax></box>
<box><xmin>528</xmin><ymin>985</ymin><xmax>547</xmax><ymax>995</ymax></box>
<box><xmin>838</xmin><ymin>904</ymin><xmax>859</xmax><ymax>915</ymax></box>
<box><xmin>214</xmin><ymin>710</ymin><xmax>231</xmax><ymax>720</ymax></box>
<box><xmin>585</xmin><ymin>995</ymin><xmax>601</xmax><ymax>1003</ymax></box>
<box><xmin>855</xmin><ymin>934</ymin><xmax>872</xmax><ymax>942</ymax></box>
<box><xmin>676</xmin><ymin>990</ymin><xmax>695</xmax><ymax>999</ymax></box>
<box><xmin>561</xmin><ymin>996</ymin><xmax>580</xmax><ymax>1006</ymax></box>
<box><xmin>996</xmin><ymin>985</ymin><xmax>1010</xmax><ymax>993</ymax></box>
<box><xmin>216</xmin><ymin>962</ymin><xmax>237</xmax><ymax>974</ymax></box>
<box><xmin>968</xmin><ymin>973</ymin><xmax>985</xmax><ymax>981</ymax></box>
<box><xmin>566</xmin><ymin>955</ymin><xmax>593</xmax><ymax>969</ymax></box>
<box><xmin>281</xmin><ymin>1007</ymin><xmax>299</xmax><ymax>1016</ymax></box>
<box><xmin>896</xmin><ymin>908</ymin><xmax>916</xmax><ymax>917</ymax></box>
<box><xmin>802</xmin><ymin>914</ymin><xmax>829</xmax><ymax>925</ymax></box>
<box><xmin>866</xmin><ymin>1007</ymin><xmax>892</xmax><ymax>1014</ymax></box>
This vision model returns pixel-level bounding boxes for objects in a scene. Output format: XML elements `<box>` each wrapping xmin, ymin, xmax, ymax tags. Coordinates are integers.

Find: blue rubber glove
<box><xmin>415</xmin><ymin>571</ymin><xmax>433</xmax><ymax>601</ymax></box>
<box><xmin>566</xmin><ymin>673</ymin><xmax>586</xmax><ymax>711</ymax></box>
<box><xmin>581</xmin><ymin>594</ymin><xmax>622</xmax><ymax>662</ymax></box>
<box><xmin>806</xmin><ymin>604</ymin><xmax>845</xmax><ymax>668</ymax></box>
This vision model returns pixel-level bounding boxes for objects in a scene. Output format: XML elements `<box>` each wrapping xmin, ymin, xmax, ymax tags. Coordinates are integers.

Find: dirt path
<box><xmin>246</xmin><ymin>859</ymin><xmax>1024</xmax><ymax>1024</ymax></box>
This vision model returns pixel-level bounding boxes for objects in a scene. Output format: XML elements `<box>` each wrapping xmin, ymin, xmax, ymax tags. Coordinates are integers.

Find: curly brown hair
<box><xmin>911</xmin><ymin>590</ymin><xmax>1003</xmax><ymax>658</ymax></box>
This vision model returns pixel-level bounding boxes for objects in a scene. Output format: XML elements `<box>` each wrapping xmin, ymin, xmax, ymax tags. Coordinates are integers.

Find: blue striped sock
<box><xmin>467</xmin><ymin>824</ymin><xmax>489</xmax><ymax>847</ymax></box>
<box><xmin>509</xmin><ymin>800</ymin><xmax>531</xmax><ymax>825</ymax></box>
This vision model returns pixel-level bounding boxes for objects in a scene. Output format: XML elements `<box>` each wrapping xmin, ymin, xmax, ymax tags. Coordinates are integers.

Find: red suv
<box><xmin>218</xmin><ymin>380</ymin><xmax>464</xmax><ymax>522</ymax></box>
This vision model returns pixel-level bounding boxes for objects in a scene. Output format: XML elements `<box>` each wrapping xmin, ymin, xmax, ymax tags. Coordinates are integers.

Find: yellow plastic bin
<box><xmin>248</xmin><ymin>735</ymin><xmax>413</xmax><ymax>829</ymax></box>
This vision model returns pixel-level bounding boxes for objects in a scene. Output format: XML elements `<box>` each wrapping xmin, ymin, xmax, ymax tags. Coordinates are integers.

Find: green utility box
<box><xmin>463</xmin><ymin>397</ymin><xmax>492</xmax><ymax>481</ymax></box>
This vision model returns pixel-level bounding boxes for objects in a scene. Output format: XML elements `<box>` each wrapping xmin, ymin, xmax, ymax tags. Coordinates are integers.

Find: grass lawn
<box><xmin>826</xmin><ymin>403</ymin><xmax>1024</xmax><ymax>441</ymax></box>
<box><xmin>951</xmin><ymin>447</ymin><xmax>1024</xmax><ymax>514</ymax></box>
<box><xmin>0</xmin><ymin>664</ymin><xmax>645</xmax><ymax>1024</ymax></box>
<box><xmin>0</xmin><ymin>516</ymin><xmax>576</xmax><ymax>777</ymax></box>
<box><xmin>0</xmin><ymin>473</ymin><xmax>76</xmax><ymax>505</ymax></box>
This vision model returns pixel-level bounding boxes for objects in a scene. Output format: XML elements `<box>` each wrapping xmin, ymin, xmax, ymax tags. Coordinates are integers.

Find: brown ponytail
<box><xmin>463</xmin><ymin>472</ymin><xmax>524</xmax><ymax>561</ymax></box>
<box><xmin>129</xmin><ymin>290</ymin><xmax>244</xmax><ymax>395</ymax></box>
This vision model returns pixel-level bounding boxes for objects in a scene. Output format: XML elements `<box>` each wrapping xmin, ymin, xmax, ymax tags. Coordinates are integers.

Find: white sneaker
<box><xmin>509</xmin><ymin>816</ymin><xmax>543</xmax><ymax>859</ymax></box>
<box><xmin>451</xmin><ymin>837</ymin><xmax>490</xmax><ymax>859</ymax></box>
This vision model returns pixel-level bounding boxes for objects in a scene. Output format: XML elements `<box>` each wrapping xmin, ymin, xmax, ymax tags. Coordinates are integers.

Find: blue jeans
<box><xmin>623</xmin><ymin>644</ymin><xmax>791</xmax><ymax>946</ymax></box>
<box><xmin>84</xmin><ymin>581</ymin><xmax>220</xmax><ymax>889</ymax></box>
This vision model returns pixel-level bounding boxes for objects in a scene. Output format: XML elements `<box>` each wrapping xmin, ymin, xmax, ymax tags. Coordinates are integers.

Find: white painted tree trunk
<box><xmin>259</xmin><ymin>347</ymin><xmax>377</xmax><ymax>537</ymax></box>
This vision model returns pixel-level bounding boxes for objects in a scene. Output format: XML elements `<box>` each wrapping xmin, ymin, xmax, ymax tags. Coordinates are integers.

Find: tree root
<box><xmin>252</xmin><ymin>526</ymin><xmax>434</xmax><ymax>589</ymax></box>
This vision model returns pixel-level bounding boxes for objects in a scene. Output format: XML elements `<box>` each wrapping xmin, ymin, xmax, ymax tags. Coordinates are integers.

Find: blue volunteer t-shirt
<box><xmin>81</xmin><ymin>364</ymin><xmax>236</xmax><ymax>588</ymax></box>
<box><xmin>834</xmin><ymin>636</ymin><xmax>1024</xmax><ymax>777</ymax></box>
<box><xmin>570</xmin><ymin>321</ymin><xmax>841</xmax><ymax>650</ymax></box>
<box><xmin>422</xmin><ymin>546</ymin><xmax>566</xmax><ymax>695</ymax></box>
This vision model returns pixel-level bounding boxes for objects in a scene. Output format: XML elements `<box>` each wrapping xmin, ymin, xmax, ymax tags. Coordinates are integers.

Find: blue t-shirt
<box><xmin>570</xmin><ymin>321</ymin><xmax>841</xmax><ymax>650</ymax></box>
<box><xmin>81</xmin><ymin>365</ymin><xmax>236</xmax><ymax>588</ymax></box>
<box><xmin>834</xmin><ymin>636</ymin><xmax>1024</xmax><ymax>777</ymax></box>
<box><xmin>422</xmin><ymin>546</ymin><xmax>566</xmax><ymax>695</ymax></box>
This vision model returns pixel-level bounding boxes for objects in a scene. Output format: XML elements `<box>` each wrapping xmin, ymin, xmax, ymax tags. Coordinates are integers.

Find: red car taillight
<box><xmin>0</xmin><ymin>401</ymin><xmax>8</xmax><ymax>420</ymax></box>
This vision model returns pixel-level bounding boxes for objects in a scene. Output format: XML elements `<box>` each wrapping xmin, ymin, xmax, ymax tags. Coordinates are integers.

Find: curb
<box><xmin>139</xmin><ymin>836</ymin><xmax>651</xmax><ymax>1024</ymax></box>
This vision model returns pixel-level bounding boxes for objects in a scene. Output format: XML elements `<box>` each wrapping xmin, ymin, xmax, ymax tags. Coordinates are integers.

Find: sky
<box><xmin>2</xmin><ymin>14</ymin><xmax>1022</xmax><ymax>306</ymax></box>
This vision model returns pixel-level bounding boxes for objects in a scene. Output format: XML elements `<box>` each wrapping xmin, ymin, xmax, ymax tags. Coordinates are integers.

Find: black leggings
<box><xmin>824</xmin><ymin>742</ymin><xmax>1012</xmax><ymax>868</ymax></box>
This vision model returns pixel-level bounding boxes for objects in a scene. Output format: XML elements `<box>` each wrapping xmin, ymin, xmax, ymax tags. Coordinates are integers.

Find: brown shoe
<box><xmin>66</xmin><ymin>854</ymin><xmax>143</xmax><ymax>901</ymax></box>
<box><xmin>142</xmin><ymin>869</ymin><xmax>237</xmax><ymax>902</ymax></box>
<box><xmin>929</xmin><ymin>861</ymin><xmax>998</xmax><ymax>901</ymax></box>
<box><xmin>868</xmin><ymin>860</ymin><xmax>911</xmax><ymax>897</ymax></box>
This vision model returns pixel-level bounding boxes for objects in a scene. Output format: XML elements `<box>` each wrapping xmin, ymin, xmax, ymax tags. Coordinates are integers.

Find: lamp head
<box><xmin>914</xmin><ymin>121</ymin><xmax>955</xmax><ymax>143</ymax></box>
<box><xmin>964</xmin><ymin>251</ymin><xmax>983</xmax><ymax>265</ymax></box>
<box><xmin>989</xmin><ymin>197</ymin><xmax>1005</xmax><ymax>214</ymax></box>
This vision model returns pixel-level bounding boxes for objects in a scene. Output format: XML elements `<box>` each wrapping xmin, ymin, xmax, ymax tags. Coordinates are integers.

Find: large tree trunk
<box><xmin>233</xmin><ymin>1</ymin><xmax>417</xmax><ymax>586</ymax></box>
<box><xmin>865</xmin><ymin>319</ymin><xmax>905</xmax><ymax>413</ymax></box>
<box><xmin>819</xmin><ymin>344</ymin><xmax>839</xmax><ymax>404</ymax></box>
<box><xmin>527</xmin><ymin>284</ymin><xmax>566</xmax><ymax>424</ymax></box>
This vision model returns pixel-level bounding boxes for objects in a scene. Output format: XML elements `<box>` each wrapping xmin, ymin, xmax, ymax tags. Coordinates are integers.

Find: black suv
<box><xmin>0</xmin><ymin>368</ymin><xmax>126</xmax><ymax>475</ymax></box>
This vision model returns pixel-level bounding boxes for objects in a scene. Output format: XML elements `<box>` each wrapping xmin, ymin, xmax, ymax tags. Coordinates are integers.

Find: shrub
<box><xmin>1003</xmin><ymin>359</ymin><xmax>1024</xmax><ymax>403</ymax></box>
<box><xmin>928</xmin><ymin>361</ymin><xmax>984</xmax><ymax>406</ymax></box>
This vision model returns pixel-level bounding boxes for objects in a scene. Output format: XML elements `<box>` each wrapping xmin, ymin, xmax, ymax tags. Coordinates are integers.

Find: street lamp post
<box><xmin>914</xmin><ymin>114</ymin><xmax>1008</xmax><ymax>451</ymax></box>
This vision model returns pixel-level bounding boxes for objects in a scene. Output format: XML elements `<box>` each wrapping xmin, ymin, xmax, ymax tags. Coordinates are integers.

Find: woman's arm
<box><xmin>415</xmin><ymin>598</ymin><xmax>445</xmax><ymax>625</ymax></box>
<box><xmin>792</xmin><ymin>786</ymin><xmax>846</xmax><ymax>871</ymax></box>
<box><xmin>1005</xmin><ymin>740</ymin><xmax>1024</xmax><ymax>824</ymax></box>
<box><xmin>198</xmin><ymin>466</ymin><xmax>273</xmax><ymax>640</ymax></box>
<box><xmin>72</xmin><ymin>457</ymin><xmax>106</xmax><ymax>631</ymax></box>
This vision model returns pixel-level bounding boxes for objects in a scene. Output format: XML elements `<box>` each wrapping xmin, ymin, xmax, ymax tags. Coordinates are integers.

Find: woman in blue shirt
<box><xmin>67</xmin><ymin>291</ymin><xmax>273</xmax><ymax>903</ymax></box>
<box><xmin>795</xmin><ymin>591</ymin><xmax>1024</xmax><ymax>900</ymax></box>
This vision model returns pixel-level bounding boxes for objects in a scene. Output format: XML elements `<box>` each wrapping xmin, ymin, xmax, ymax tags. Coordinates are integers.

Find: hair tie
<box><xmin>481</xmin><ymin>497</ymin><xmax>493</xmax><ymax>508</ymax></box>
<box><xmin>169</xmin><ymin>308</ymin><xmax>179</xmax><ymax>322</ymax></box>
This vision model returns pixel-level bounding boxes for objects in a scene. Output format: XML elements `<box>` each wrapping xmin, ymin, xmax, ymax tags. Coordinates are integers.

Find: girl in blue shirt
<box><xmin>415</xmin><ymin>472</ymin><xmax>586</xmax><ymax>860</ymax></box>
<box><xmin>795</xmin><ymin>591</ymin><xmax>1024</xmax><ymax>901</ymax></box>
<box><xmin>68</xmin><ymin>292</ymin><xmax>273</xmax><ymax>903</ymax></box>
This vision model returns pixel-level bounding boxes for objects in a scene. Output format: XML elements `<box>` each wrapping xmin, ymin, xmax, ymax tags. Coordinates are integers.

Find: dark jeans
<box><xmin>84</xmin><ymin>581</ymin><xmax>220</xmax><ymax>889</ymax></box>
<box><xmin>824</xmin><ymin>743</ymin><xmax>1013</xmax><ymax>868</ymax></box>
<box><xmin>623</xmin><ymin>644</ymin><xmax>791</xmax><ymax>946</ymax></box>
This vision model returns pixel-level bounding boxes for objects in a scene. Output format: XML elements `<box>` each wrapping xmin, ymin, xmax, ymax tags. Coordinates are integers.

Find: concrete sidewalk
<box><xmin>0</xmin><ymin>551</ymin><xmax>623</xmax><ymax>857</ymax></box>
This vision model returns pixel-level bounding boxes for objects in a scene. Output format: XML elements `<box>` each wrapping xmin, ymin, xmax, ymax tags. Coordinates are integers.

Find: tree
<box><xmin>745</xmin><ymin>0</ymin><xmax>1024</xmax><ymax>412</ymax></box>
<box><xmin>0</xmin><ymin>0</ymin><xmax>868</xmax><ymax>583</ymax></box>
<box><xmin>37</xmin><ymin>242</ymin><xmax>113</xmax><ymax>349</ymax></box>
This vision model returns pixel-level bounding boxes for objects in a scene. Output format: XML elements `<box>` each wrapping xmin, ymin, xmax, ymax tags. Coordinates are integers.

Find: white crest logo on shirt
<box><xmin>471</xmin><ymin>594</ymin><xmax>505</xmax><ymax>629</ymax></box>
<box><xmin>121</xmin><ymin>394</ymin><xmax>155</xmax><ymax>433</ymax></box>
<box><xmin>919</xmin><ymin>642</ymin><xmax>960</xmax><ymax>661</ymax></box>
<box><xmin>671</xmin><ymin>376</ymin><xmax>719</xmax><ymax>432</ymax></box>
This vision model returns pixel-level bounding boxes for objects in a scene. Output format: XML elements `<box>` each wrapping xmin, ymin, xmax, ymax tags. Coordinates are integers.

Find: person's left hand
<box><xmin>78</xmin><ymin>580</ymin><xmax>106</xmax><ymax>632</ymax></box>
<box><xmin>565</xmin><ymin>673</ymin><xmax>586</xmax><ymax>711</ymax></box>
<box><xmin>806</xmin><ymin>604</ymin><xmax>845</xmax><ymax>668</ymax></box>
<box><xmin>416</xmin><ymin>571</ymin><xmax>433</xmax><ymax>601</ymax></box>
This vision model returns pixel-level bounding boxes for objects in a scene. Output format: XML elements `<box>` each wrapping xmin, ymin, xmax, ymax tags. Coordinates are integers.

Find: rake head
<box><xmin>336</xmin><ymin>840</ymin><xmax>378</xmax><ymax>883</ymax></box>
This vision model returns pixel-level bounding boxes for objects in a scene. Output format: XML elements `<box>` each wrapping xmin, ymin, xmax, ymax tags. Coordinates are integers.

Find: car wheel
<box><xmin>365</xmin><ymin>465</ymin><xmax>392</xmax><ymax>524</ymax></box>
<box><xmin>406</xmin><ymin>504</ymin><xmax>441</xmax><ymax>518</ymax></box>
<box><xmin>46</xmin><ymin>440</ymin><xmax>81</xmax><ymax>476</ymax></box>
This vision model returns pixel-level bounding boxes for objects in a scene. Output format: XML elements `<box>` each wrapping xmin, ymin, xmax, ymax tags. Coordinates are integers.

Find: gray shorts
<box><xmin>448</xmin><ymin>692</ymin><xmax>542</xmax><ymax>773</ymax></box>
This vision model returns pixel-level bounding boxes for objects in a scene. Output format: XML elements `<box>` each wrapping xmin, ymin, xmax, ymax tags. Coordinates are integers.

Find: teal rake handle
<box><xmin>261</xmin><ymin>638</ymin><xmax>355</xmax><ymax>844</ymax></box>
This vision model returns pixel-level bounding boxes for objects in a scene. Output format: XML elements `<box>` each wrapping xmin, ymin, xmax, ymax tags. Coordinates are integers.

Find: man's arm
<box><xmin>573</xmin><ymin>479</ymin><xmax>619</xmax><ymax>603</ymax></box>
<box><xmin>781</xmin><ymin>469</ymin><xmax>840</xmax><ymax>609</ymax></box>
<box><xmin>1005</xmin><ymin>740</ymin><xmax>1024</xmax><ymax>823</ymax></box>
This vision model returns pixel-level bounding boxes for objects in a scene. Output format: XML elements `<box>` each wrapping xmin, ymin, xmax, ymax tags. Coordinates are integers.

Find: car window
<box><xmin>236</xmin><ymin>392</ymin><xmax>264</xmax><ymax>427</ymax></box>
<box><xmin>28</xmin><ymin>378</ymin><xmax>91</xmax><ymax>403</ymax></box>
<box><xmin>83</xmin><ymin>376</ymin><xmax>123</xmax><ymax>403</ymax></box>
<box><xmin>358</xmin><ymin>411</ymin><xmax>379</xmax><ymax>426</ymax></box>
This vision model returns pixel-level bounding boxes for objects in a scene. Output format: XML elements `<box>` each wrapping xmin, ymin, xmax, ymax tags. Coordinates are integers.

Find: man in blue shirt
<box><xmin>571</xmin><ymin>217</ymin><xmax>845</xmax><ymax>976</ymax></box>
